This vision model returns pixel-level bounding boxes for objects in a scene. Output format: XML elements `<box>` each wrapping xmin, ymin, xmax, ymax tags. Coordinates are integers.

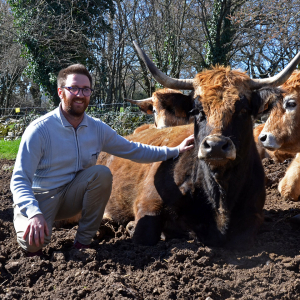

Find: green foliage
<box><xmin>0</xmin><ymin>139</ymin><xmax>21</xmax><ymax>160</ymax></box>
<box><xmin>8</xmin><ymin>0</ymin><xmax>114</xmax><ymax>105</ymax></box>
<box><xmin>0</xmin><ymin>124</ymin><xmax>11</xmax><ymax>137</ymax></box>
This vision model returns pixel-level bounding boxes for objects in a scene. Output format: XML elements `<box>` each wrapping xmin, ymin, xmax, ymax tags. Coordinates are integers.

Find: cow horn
<box><xmin>124</xmin><ymin>97</ymin><xmax>153</xmax><ymax>105</ymax></box>
<box><xmin>133</xmin><ymin>41</ymin><xmax>194</xmax><ymax>90</ymax></box>
<box><xmin>249</xmin><ymin>51</ymin><xmax>300</xmax><ymax>89</ymax></box>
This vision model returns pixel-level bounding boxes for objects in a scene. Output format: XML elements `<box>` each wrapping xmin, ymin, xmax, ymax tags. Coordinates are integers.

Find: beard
<box><xmin>62</xmin><ymin>93</ymin><xmax>89</xmax><ymax>117</ymax></box>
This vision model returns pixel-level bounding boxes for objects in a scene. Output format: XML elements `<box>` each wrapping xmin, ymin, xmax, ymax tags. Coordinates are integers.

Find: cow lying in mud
<box><xmin>98</xmin><ymin>43</ymin><xmax>300</xmax><ymax>248</ymax></box>
<box><xmin>125</xmin><ymin>88</ymin><xmax>193</xmax><ymax>133</ymax></box>
<box><xmin>258</xmin><ymin>70</ymin><xmax>300</xmax><ymax>201</ymax></box>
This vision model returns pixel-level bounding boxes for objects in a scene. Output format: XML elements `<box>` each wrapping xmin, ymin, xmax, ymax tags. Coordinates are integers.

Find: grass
<box><xmin>0</xmin><ymin>139</ymin><xmax>21</xmax><ymax>160</ymax></box>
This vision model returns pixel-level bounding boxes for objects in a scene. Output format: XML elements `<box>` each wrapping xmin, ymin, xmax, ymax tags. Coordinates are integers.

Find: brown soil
<box><xmin>1</xmin><ymin>158</ymin><xmax>300</xmax><ymax>300</ymax></box>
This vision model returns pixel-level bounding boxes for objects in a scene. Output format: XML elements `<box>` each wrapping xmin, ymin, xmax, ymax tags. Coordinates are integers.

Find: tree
<box><xmin>0</xmin><ymin>1</ymin><xmax>27</xmax><ymax>108</ymax></box>
<box><xmin>231</xmin><ymin>0</ymin><xmax>300</xmax><ymax>77</ymax></box>
<box><xmin>8</xmin><ymin>0</ymin><xmax>114</xmax><ymax>105</ymax></box>
<box><xmin>181</xmin><ymin>0</ymin><xmax>248</xmax><ymax>70</ymax></box>
<box><xmin>203</xmin><ymin>0</ymin><xmax>243</xmax><ymax>66</ymax></box>
<box><xmin>116</xmin><ymin>0</ymin><xmax>192</xmax><ymax>98</ymax></box>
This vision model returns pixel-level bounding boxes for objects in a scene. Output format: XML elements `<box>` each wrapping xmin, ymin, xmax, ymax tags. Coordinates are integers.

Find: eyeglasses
<box><xmin>62</xmin><ymin>86</ymin><xmax>94</xmax><ymax>97</ymax></box>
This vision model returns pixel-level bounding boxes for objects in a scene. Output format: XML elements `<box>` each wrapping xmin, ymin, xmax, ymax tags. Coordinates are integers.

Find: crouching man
<box><xmin>10</xmin><ymin>64</ymin><xmax>194</xmax><ymax>257</ymax></box>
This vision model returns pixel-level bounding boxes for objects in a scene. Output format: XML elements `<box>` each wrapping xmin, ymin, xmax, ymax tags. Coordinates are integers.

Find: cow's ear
<box><xmin>124</xmin><ymin>98</ymin><xmax>154</xmax><ymax>114</ymax></box>
<box><xmin>253</xmin><ymin>87</ymin><xmax>284</xmax><ymax>116</ymax></box>
<box><xmin>137</xmin><ymin>102</ymin><xmax>154</xmax><ymax>115</ymax></box>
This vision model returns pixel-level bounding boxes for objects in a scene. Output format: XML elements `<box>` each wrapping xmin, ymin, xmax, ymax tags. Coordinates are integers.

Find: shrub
<box><xmin>89</xmin><ymin>106</ymin><xmax>153</xmax><ymax>136</ymax></box>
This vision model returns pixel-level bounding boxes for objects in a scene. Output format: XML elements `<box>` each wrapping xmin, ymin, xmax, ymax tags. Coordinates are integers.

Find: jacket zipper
<box><xmin>74</xmin><ymin>127</ymin><xmax>81</xmax><ymax>172</ymax></box>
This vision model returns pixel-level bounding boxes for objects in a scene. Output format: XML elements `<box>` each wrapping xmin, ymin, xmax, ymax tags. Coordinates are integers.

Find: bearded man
<box><xmin>10</xmin><ymin>64</ymin><xmax>194</xmax><ymax>256</ymax></box>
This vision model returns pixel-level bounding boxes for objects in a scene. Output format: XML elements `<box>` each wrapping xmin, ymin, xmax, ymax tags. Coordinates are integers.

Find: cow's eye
<box><xmin>189</xmin><ymin>108</ymin><xmax>206</xmax><ymax>122</ymax></box>
<box><xmin>284</xmin><ymin>100</ymin><xmax>297</xmax><ymax>109</ymax></box>
<box><xmin>238</xmin><ymin>108</ymin><xmax>248</xmax><ymax>116</ymax></box>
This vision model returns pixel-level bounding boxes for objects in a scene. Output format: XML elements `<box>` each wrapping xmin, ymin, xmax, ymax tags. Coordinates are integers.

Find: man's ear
<box><xmin>58</xmin><ymin>87</ymin><xmax>64</xmax><ymax>100</ymax></box>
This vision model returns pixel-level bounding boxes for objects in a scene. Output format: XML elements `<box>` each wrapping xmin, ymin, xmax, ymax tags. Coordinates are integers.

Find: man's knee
<box><xmin>16</xmin><ymin>233</ymin><xmax>51</xmax><ymax>253</ymax></box>
<box><xmin>90</xmin><ymin>165</ymin><xmax>112</xmax><ymax>189</ymax></box>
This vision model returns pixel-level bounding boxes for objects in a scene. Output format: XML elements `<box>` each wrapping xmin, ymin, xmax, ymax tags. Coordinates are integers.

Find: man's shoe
<box><xmin>25</xmin><ymin>249</ymin><xmax>43</xmax><ymax>257</ymax></box>
<box><xmin>74</xmin><ymin>241</ymin><xmax>90</xmax><ymax>249</ymax></box>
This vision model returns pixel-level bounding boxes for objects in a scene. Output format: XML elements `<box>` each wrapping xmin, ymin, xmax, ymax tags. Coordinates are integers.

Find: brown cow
<box><xmin>258</xmin><ymin>70</ymin><xmax>300</xmax><ymax>201</ymax></box>
<box><xmin>98</xmin><ymin>42</ymin><xmax>300</xmax><ymax>248</ymax></box>
<box><xmin>125</xmin><ymin>88</ymin><xmax>193</xmax><ymax>133</ymax></box>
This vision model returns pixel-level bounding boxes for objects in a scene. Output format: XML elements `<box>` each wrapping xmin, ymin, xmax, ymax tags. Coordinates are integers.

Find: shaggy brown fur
<box><xmin>193</xmin><ymin>66</ymin><xmax>253</xmax><ymax>130</ymax></box>
<box><xmin>133</xmin><ymin>123</ymin><xmax>155</xmax><ymax>134</ymax></box>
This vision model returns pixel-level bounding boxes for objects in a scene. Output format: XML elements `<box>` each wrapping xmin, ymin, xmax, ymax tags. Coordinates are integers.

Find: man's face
<box><xmin>58</xmin><ymin>74</ymin><xmax>91</xmax><ymax>117</ymax></box>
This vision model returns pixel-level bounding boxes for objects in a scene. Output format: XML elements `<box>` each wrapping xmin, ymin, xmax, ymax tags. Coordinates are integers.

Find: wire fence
<box><xmin>0</xmin><ymin>103</ymin><xmax>131</xmax><ymax>119</ymax></box>
<box><xmin>0</xmin><ymin>103</ymin><xmax>152</xmax><ymax>139</ymax></box>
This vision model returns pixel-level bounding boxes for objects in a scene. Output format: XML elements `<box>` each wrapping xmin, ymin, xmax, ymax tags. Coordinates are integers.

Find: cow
<box><xmin>98</xmin><ymin>42</ymin><xmax>300</xmax><ymax>248</ymax></box>
<box><xmin>258</xmin><ymin>70</ymin><xmax>300</xmax><ymax>201</ymax></box>
<box><xmin>125</xmin><ymin>88</ymin><xmax>193</xmax><ymax>133</ymax></box>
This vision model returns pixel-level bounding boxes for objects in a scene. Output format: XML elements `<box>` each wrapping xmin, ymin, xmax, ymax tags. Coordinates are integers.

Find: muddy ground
<box><xmin>1</xmin><ymin>158</ymin><xmax>300</xmax><ymax>300</ymax></box>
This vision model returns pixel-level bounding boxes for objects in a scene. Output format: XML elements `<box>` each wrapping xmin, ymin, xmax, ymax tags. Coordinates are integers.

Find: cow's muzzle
<box><xmin>198</xmin><ymin>135</ymin><xmax>236</xmax><ymax>162</ymax></box>
<box><xmin>258</xmin><ymin>132</ymin><xmax>282</xmax><ymax>150</ymax></box>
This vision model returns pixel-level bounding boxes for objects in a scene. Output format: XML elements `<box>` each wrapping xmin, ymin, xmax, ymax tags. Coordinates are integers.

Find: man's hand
<box><xmin>178</xmin><ymin>134</ymin><xmax>194</xmax><ymax>153</ymax></box>
<box><xmin>23</xmin><ymin>214</ymin><xmax>49</xmax><ymax>247</ymax></box>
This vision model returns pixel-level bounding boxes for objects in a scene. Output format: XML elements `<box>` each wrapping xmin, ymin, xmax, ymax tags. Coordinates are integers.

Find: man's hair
<box><xmin>57</xmin><ymin>64</ymin><xmax>92</xmax><ymax>88</ymax></box>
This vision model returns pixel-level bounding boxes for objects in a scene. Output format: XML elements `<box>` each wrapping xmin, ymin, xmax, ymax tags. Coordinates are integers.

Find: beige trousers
<box><xmin>14</xmin><ymin>165</ymin><xmax>112</xmax><ymax>252</ymax></box>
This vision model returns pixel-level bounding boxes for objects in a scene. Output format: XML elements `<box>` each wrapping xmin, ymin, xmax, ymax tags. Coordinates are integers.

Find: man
<box><xmin>11</xmin><ymin>64</ymin><xmax>194</xmax><ymax>257</ymax></box>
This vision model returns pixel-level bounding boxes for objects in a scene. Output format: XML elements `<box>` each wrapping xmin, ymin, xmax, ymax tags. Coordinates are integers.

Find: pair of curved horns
<box><xmin>133</xmin><ymin>41</ymin><xmax>300</xmax><ymax>90</ymax></box>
